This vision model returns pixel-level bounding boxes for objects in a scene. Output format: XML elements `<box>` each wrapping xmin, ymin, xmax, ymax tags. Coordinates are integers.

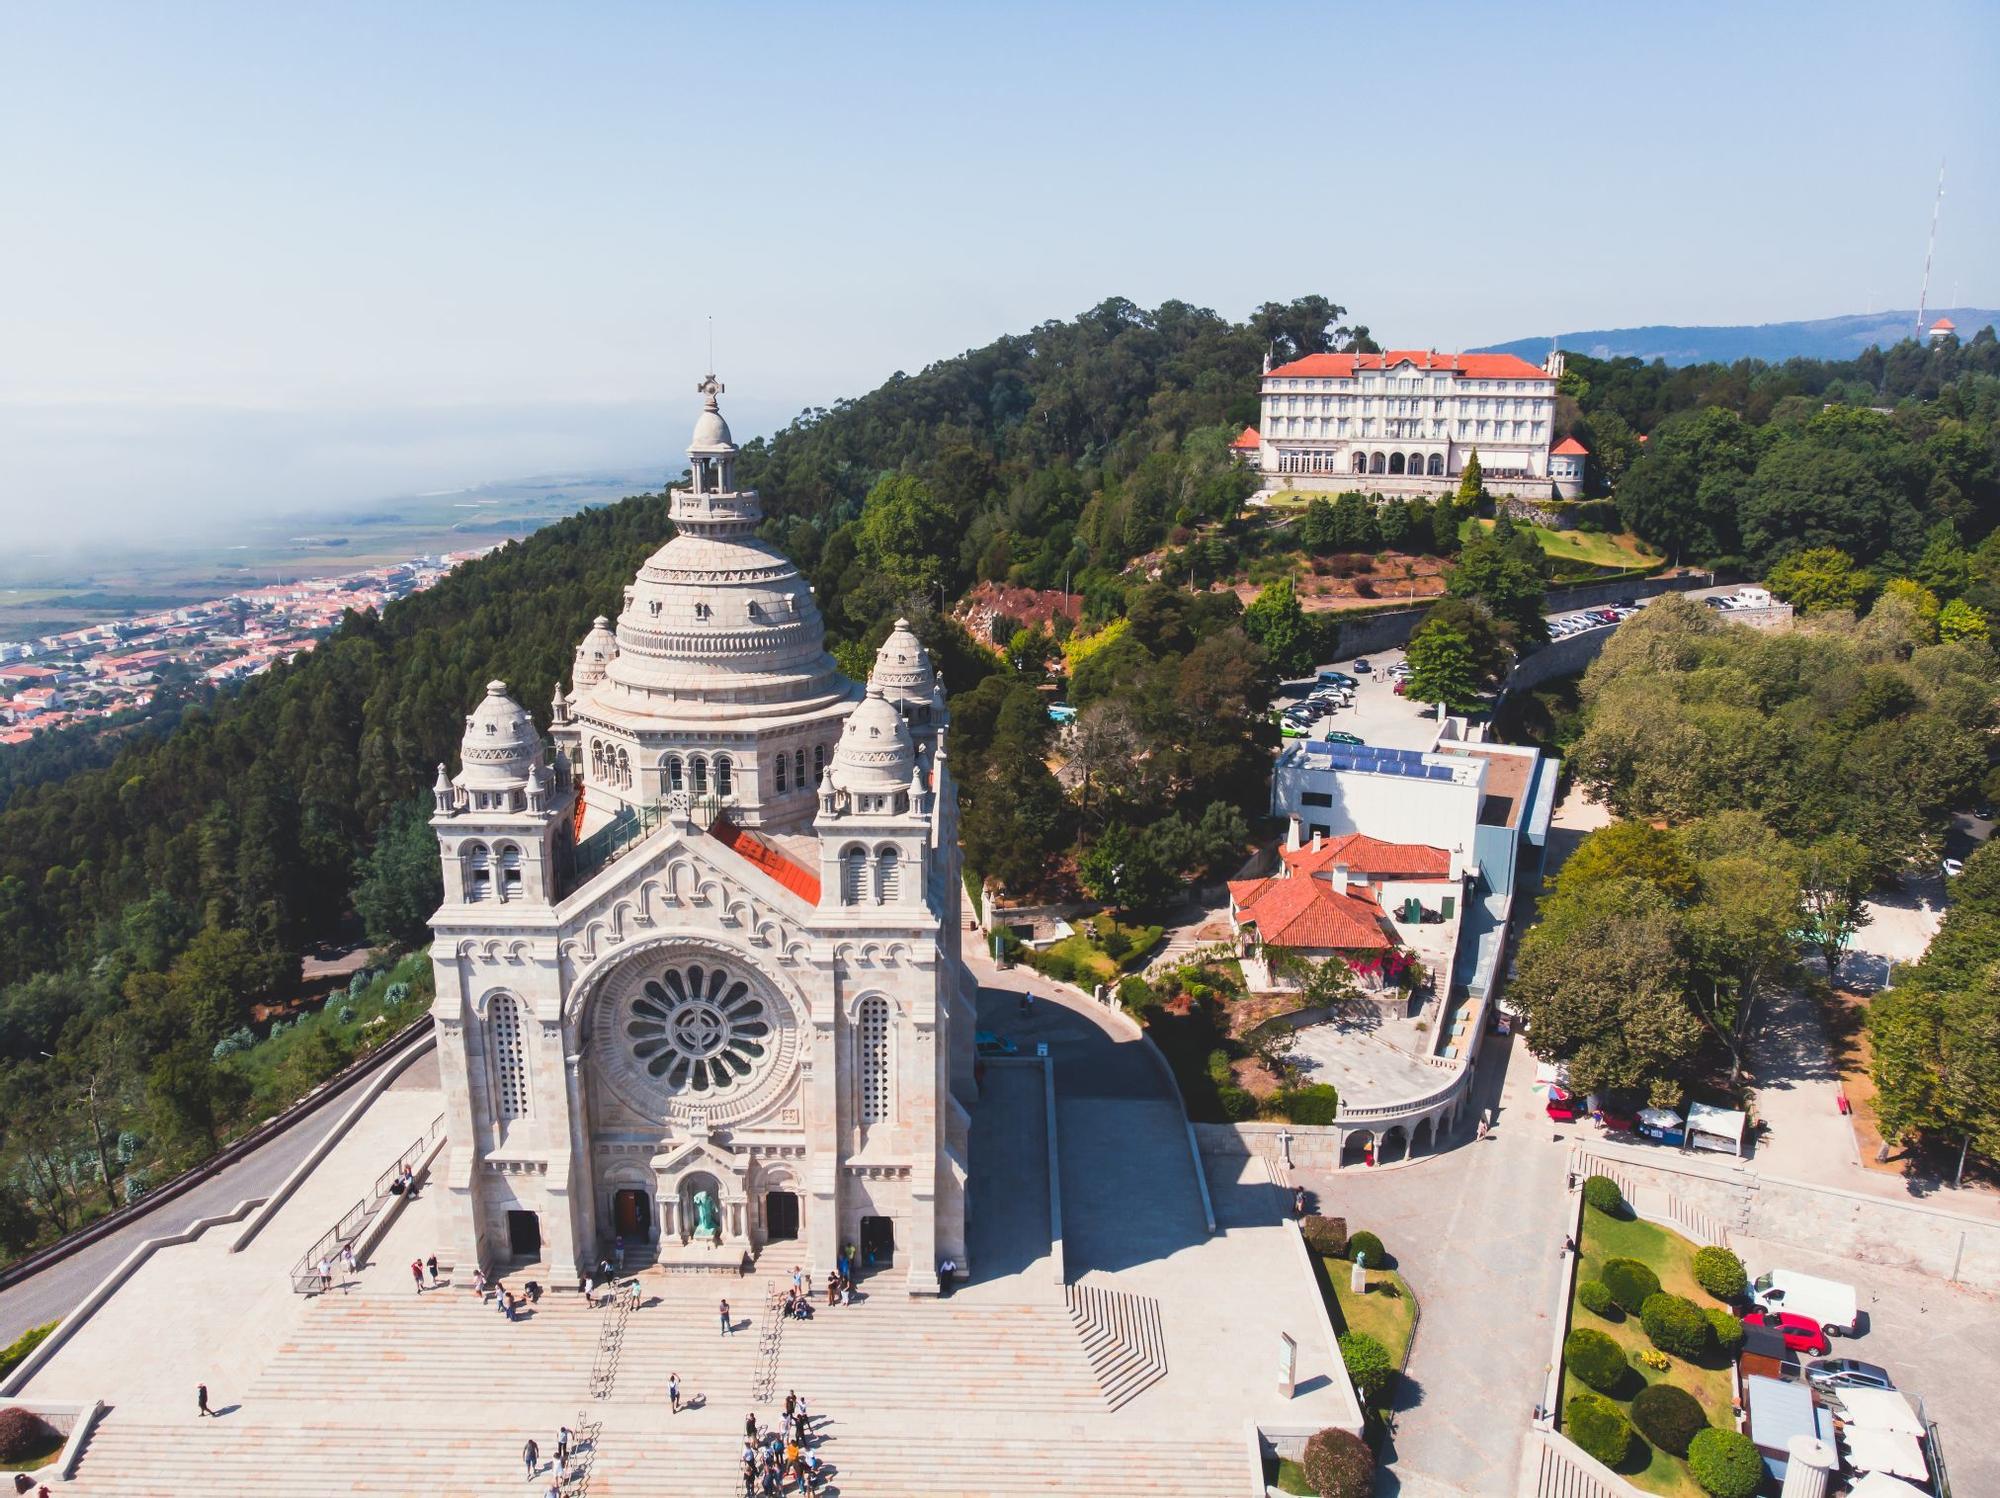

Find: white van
<box><xmin>1751</xmin><ymin>1269</ymin><xmax>1859</xmax><ymax>1336</ymax></box>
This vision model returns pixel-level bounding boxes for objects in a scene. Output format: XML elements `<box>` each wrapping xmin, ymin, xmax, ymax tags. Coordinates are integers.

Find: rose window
<box><xmin>625</xmin><ymin>961</ymin><xmax>771</xmax><ymax>1094</ymax></box>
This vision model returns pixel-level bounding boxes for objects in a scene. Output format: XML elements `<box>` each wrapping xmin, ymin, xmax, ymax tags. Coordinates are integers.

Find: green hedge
<box><xmin>1338</xmin><ymin>1331</ymin><xmax>1393</xmax><ymax>1402</ymax></box>
<box><xmin>1630</xmin><ymin>1383</ymin><xmax>1707</xmax><ymax>1458</ymax></box>
<box><xmin>0</xmin><ymin>1322</ymin><xmax>56</xmax><ymax>1380</ymax></box>
<box><xmin>1704</xmin><ymin>1305</ymin><xmax>1744</xmax><ymax>1358</ymax></box>
<box><xmin>1582</xmin><ymin>1174</ymin><xmax>1623</xmax><ymax>1214</ymax></box>
<box><xmin>1692</xmin><ymin>1245</ymin><xmax>1747</xmax><ymax>1301</ymax></box>
<box><xmin>1277</xmin><ymin>1083</ymin><xmax>1340</xmax><ymax>1125</ymax></box>
<box><xmin>1565</xmin><ymin>1391</ymin><xmax>1634</xmax><ymax>1469</ymax></box>
<box><xmin>1687</xmin><ymin>1428</ymin><xmax>1762</xmax><ymax>1498</ymax></box>
<box><xmin>1563</xmin><ymin>1326</ymin><xmax>1625</xmax><ymax>1394</ymax></box>
<box><xmin>1602</xmin><ymin>1256</ymin><xmax>1661</xmax><ymax>1314</ymax></box>
<box><xmin>1345</xmin><ymin>1230</ymin><xmax>1385</xmax><ymax>1265</ymax></box>
<box><xmin>1641</xmin><ymin>1292</ymin><xmax>1715</xmax><ymax>1359</ymax></box>
<box><xmin>1300</xmin><ymin>1426</ymin><xmax>1374</xmax><ymax>1498</ymax></box>
<box><xmin>1578</xmin><ymin>1278</ymin><xmax>1616</xmax><ymax>1318</ymax></box>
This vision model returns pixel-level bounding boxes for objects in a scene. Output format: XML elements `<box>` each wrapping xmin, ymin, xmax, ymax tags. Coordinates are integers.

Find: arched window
<box><xmin>1352</xmin><ymin>452</ymin><xmax>1368</xmax><ymax>474</ymax></box>
<box><xmin>1388</xmin><ymin>452</ymin><xmax>1405</xmax><ymax>476</ymax></box>
<box><xmin>858</xmin><ymin>996</ymin><xmax>891</xmax><ymax>1125</ymax></box>
<box><xmin>813</xmin><ymin>744</ymin><xmax>826</xmax><ymax>784</ymax></box>
<box><xmin>774</xmin><ymin>752</ymin><xmax>788</xmax><ymax>793</ymax></box>
<box><xmin>616</xmin><ymin>747</ymin><xmax>631</xmax><ymax>788</ymax></box>
<box><xmin>1370</xmin><ymin>451</ymin><xmax>1386</xmax><ymax>475</ymax></box>
<box><xmin>590</xmin><ymin>741</ymin><xmax>605</xmax><ymax>780</ymax></box>
<box><xmin>795</xmin><ymin>748</ymin><xmax>807</xmax><ymax>789</ymax></box>
<box><xmin>715</xmin><ymin>754</ymin><xmax>733</xmax><ymax>798</ymax></box>
<box><xmin>1427</xmin><ymin>452</ymin><xmax>1445</xmax><ymax>477</ymax></box>
<box><xmin>498</xmin><ymin>843</ymin><xmax>523</xmax><ymax>900</ymax></box>
<box><xmin>841</xmin><ymin>845</ymin><xmax>867</xmax><ymax>904</ymax></box>
<box><xmin>465</xmin><ymin>842</ymin><xmax>492</xmax><ymax>901</ymax></box>
<box><xmin>488</xmin><ymin>995</ymin><xmax>529</xmax><ymax>1122</ymax></box>
<box><xmin>691</xmin><ymin>756</ymin><xmax>708</xmax><ymax>794</ymax></box>
<box><xmin>875</xmin><ymin>845</ymin><xmax>901</xmax><ymax>903</ymax></box>
<box><xmin>664</xmin><ymin>755</ymin><xmax>683</xmax><ymax>793</ymax></box>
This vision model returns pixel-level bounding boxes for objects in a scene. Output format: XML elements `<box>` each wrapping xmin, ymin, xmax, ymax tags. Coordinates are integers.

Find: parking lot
<box><xmin>1274</xmin><ymin>648</ymin><xmax>1446</xmax><ymax>752</ymax></box>
<box><xmin>1730</xmin><ymin>1229</ymin><xmax>2000</xmax><ymax>1495</ymax></box>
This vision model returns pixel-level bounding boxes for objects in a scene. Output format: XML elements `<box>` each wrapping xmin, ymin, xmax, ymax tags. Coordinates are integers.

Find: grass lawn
<box><xmin>1464</xmin><ymin>517</ymin><xmax>1662</xmax><ymax>570</ymax></box>
<box><xmin>1273</xmin><ymin>1456</ymin><xmax>1315</xmax><ymax>1494</ymax></box>
<box><xmin>1326</xmin><ymin>1262</ymin><xmax>1418</xmax><ymax>1370</ymax></box>
<box><xmin>1563</xmin><ymin>1204</ymin><xmax>1735</xmax><ymax>1498</ymax></box>
<box><xmin>1032</xmin><ymin>916</ymin><xmax>1164</xmax><ymax>986</ymax></box>
<box><xmin>7</xmin><ymin>1429</ymin><xmax>66</xmax><ymax>1473</ymax></box>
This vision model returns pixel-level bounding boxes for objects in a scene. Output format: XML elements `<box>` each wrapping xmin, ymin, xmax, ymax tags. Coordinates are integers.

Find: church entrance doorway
<box><xmin>860</xmin><ymin>1214</ymin><xmax>895</xmax><ymax>1271</ymax></box>
<box><xmin>614</xmin><ymin>1189</ymin><xmax>651</xmax><ymax>1239</ymax></box>
<box><xmin>764</xmin><ymin>1191</ymin><xmax>799</xmax><ymax>1242</ymax></box>
<box><xmin>506</xmin><ymin>1210</ymin><xmax>541</xmax><ymax>1260</ymax></box>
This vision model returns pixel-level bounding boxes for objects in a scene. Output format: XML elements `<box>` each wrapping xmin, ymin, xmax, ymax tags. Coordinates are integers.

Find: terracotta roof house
<box><xmin>1228</xmin><ymin>832</ymin><xmax>1459</xmax><ymax>986</ymax></box>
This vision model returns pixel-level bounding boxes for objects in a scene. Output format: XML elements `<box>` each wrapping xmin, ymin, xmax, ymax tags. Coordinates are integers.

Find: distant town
<box><xmin>0</xmin><ymin>548</ymin><xmax>496</xmax><ymax>746</ymax></box>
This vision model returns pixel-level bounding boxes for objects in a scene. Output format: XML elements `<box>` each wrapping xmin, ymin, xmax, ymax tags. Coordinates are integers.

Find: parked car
<box><xmin>1593</xmin><ymin>609</ymin><xmax>1619</xmax><ymax>623</ymax></box>
<box><xmin>1751</xmin><ymin>1269</ymin><xmax>1859</xmax><ymax>1337</ymax></box>
<box><xmin>1393</xmin><ymin>679</ymin><xmax>1408</xmax><ymax>695</ymax></box>
<box><xmin>1323</xmin><ymin>731</ymin><xmax>1363</xmax><ymax>746</ymax></box>
<box><xmin>1352</xmin><ymin>658</ymin><xmax>1372</xmax><ymax>673</ymax></box>
<box><xmin>974</xmin><ymin>1031</ymin><xmax>1018</xmax><ymax>1057</ymax></box>
<box><xmin>1803</xmin><ymin>1357</ymin><xmax>1893</xmax><ymax>1395</ymax></box>
<box><xmin>1740</xmin><ymin>1309</ymin><xmax>1831</xmax><ymax>1356</ymax></box>
<box><xmin>1943</xmin><ymin>857</ymin><xmax>1966</xmax><ymax>877</ymax></box>
<box><xmin>1318</xmin><ymin>669</ymin><xmax>1357</xmax><ymax>687</ymax></box>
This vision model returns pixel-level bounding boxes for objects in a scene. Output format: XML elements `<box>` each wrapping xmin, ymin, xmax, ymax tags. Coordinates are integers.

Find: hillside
<box><xmin>1482</xmin><ymin>308</ymin><xmax>1998</xmax><ymax>367</ymax></box>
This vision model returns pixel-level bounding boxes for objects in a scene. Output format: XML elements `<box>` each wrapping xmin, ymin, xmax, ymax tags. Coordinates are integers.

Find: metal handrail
<box><xmin>290</xmin><ymin>1110</ymin><xmax>446</xmax><ymax>1294</ymax></box>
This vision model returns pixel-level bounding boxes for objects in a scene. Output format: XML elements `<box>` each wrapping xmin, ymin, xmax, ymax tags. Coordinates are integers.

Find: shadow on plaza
<box><xmin>966</xmin><ymin>980</ymin><xmax>1214</xmax><ymax>1282</ymax></box>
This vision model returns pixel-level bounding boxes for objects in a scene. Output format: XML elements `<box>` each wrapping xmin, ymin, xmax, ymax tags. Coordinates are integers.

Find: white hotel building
<box><xmin>1248</xmin><ymin>348</ymin><xmax>1582</xmax><ymax>500</ymax></box>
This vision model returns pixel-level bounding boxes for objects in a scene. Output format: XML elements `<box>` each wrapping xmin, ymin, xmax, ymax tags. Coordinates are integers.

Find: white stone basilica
<box><xmin>424</xmin><ymin>376</ymin><xmax>974</xmax><ymax>1294</ymax></box>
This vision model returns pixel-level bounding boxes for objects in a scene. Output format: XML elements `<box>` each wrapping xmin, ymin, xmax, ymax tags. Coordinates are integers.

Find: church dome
<box><xmin>572</xmin><ymin>615</ymin><xmax>618</xmax><ymax>688</ymax></box>
<box><xmin>829</xmin><ymin>686</ymin><xmax>914</xmax><ymax>792</ymax></box>
<box><xmin>460</xmin><ymin>681</ymin><xmax>541</xmax><ymax>788</ymax></box>
<box><xmin>690</xmin><ymin>401</ymin><xmax>734</xmax><ymax>451</ymax></box>
<box><xmin>871</xmin><ymin>619</ymin><xmax>935</xmax><ymax>695</ymax></box>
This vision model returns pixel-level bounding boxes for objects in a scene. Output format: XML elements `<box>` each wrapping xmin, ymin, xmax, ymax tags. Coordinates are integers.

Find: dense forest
<box><xmin>2</xmin><ymin>295</ymin><xmax>1997</xmax><ymax>1248</ymax></box>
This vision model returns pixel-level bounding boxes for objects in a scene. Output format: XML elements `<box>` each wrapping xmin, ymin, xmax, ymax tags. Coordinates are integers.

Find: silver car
<box><xmin>1804</xmin><ymin>1357</ymin><xmax>1893</xmax><ymax>1395</ymax></box>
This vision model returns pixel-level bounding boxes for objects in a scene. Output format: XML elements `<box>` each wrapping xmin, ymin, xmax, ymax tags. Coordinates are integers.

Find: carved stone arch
<box><xmin>781</xmin><ymin>940</ymin><xmax>811</xmax><ymax>967</ymax></box>
<box><xmin>884</xmin><ymin>941</ymin><xmax>914</xmax><ymax>966</ymax></box>
<box><xmin>722</xmin><ymin>897</ymin><xmax>755</xmax><ymax>930</ymax></box>
<box><xmin>693</xmin><ymin>876</ymin><xmax>726</xmax><ymax>907</ymax></box>
<box><xmin>842</xmin><ymin>985</ymin><xmax>907</xmax><ymax>1023</ymax></box>
<box><xmin>473</xmin><ymin>984</ymin><xmax>525</xmax><ymax>1019</ymax></box>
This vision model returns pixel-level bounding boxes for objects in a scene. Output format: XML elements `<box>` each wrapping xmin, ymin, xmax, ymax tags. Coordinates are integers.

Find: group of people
<box><xmin>741</xmin><ymin>1391</ymin><xmax>825</xmax><ymax>1495</ymax></box>
<box><xmin>311</xmin><ymin>1241</ymin><xmax>360</xmax><ymax>1295</ymax></box>
<box><xmin>471</xmin><ymin>1266</ymin><xmax>541</xmax><ymax>1320</ymax></box>
<box><xmin>522</xmin><ymin>1423</ymin><xmax>584</xmax><ymax>1495</ymax></box>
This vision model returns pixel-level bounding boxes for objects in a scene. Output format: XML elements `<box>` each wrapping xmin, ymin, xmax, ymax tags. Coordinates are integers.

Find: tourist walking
<box><xmin>426</xmin><ymin>1253</ymin><xmax>440</xmax><ymax>1286</ymax></box>
<box><xmin>472</xmin><ymin>1268</ymin><xmax>487</xmax><ymax>1298</ymax></box>
<box><xmin>318</xmin><ymin>1255</ymin><xmax>333</xmax><ymax>1294</ymax></box>
<box><xmin>411</xmin><ymin>1259</ymin><xmax>426</xmax><ymax>1293</ymax></box>
<box><xmin>669</xmin><ymin>1372</ymin><xmax>681</xmax><ymax>1413</ymax></box>
<box><xmin>339</xmin><ymin>1243</ymin><xmax>357</xmax><ymax>1276</ymax></box>
<box><xmin>521</xmin><ymin>1437</ymin><xmax>539</xmax><ymax>1478</ymax></box>
<box><xmin>745</xmin><ymin>1412</ymin><xmax>759</xmax><ymax>1442</ymax></box>
<box><xmin>719</xmin><ymin>1296</ymin><xmax>732</xmax><ymax>1335</ymax></box>
<box><xmin>555</xmin><ymin>1425</ymin><xmax>571</xmax><ymax>1467</ymax></box>
<box><xmin>196</xmin><ymin>1384</ymin><xmax>212</xmax><ymax>1418</ymax></box>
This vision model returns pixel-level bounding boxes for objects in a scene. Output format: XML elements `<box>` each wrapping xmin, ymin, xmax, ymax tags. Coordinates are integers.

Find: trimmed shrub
<box><xmin>337</xmin><ymin>1004</ymin><xmax>357</xmax><ymax>1024</ymax></box>
<box><xmin>1582</xmin><ymin>1174</ymin><xmax>1623</xmax><ymax>1214</ymax></box>
<box><xmin>1345</xmin><ymin>1230</ymin><xmax>1385</xmax><ymax>1265</ymax></box>
<box><xmin>1217</xmin><ymin>1085</ymin><xmax>1257</xmax><ymax>1121</ymax></box>
<box><xmin>1114</xmin><ymin>975</ymin><xmax>1150</xmax><ymax>1015</ymax></box>
<box><xmin>1577</xmin><ymin>1278</ymin><xmax>1616</xmax><ymax>1318</ymax></box>
<box><xmin>1630</xmin><ymin>1383</ymin><xmax>1707</xmax><ymax>1458</ymax></box>
<box><xmin>1302</xmin><ymin>1215</ymin><xmax>1348</xmax><ymax>1257</ymax></box>
<box><xmin>1601</xmin><ymin>1256</ymin><xmax>1662</xmax><ymax>1314</ymax></box>
<box><xmin>0</xmin><ymin>1325</ymin><xmax>56</xmax><ymax>1381</ymax></box>
<box><xmin>1687</xmin><ymin>1427</ymin><xmax>1763</xmax><ymax>1498</ymax></box>
<box><xmin>1703</xmin><ymin>1306</ymin><xmax>1744</xmax><ymax>1359</ymax></box>
<box><xmin>1337</xmin><ymin>1331</ymin><xmax>1393</xmax><ymax>1402</ymax></box>
<box><xmin>1281</xmin><ymin>1083</ymin><xmax>1340</xmax><ymax>1125</ymax></box>
<box><xmin>0</xmin><ymin>1406</ymin><xmax>56</xmax><ymax>1464</ymax></box>
<box><xmin>1299</xmin><ymin>1425</ymin><xmax>1374</xmax><ymax>1498</ymax></box>
<box><xmin>384</xmin><ymin>981</ymin><xmax>411</xmax><ymax>1006</ymax></box>
<box><xmin>1206</xmin><ymin>1049</ymin><xmax>1234</xmax><ymax>1086</ymax></box>
<box><xmin>1563</xmin><ymin>1327</ymin><xmax>1625</xmax><ymax>1394</ymax></box>
<box><xmin>1692</xmin><ymin>1245</ymin><xmax>1747</xmax><ymax>1301</ymax></box>
<box><xmin>1564</xmin><ymin>1391</ymin><xmax>1633</xmax><ymax>1469</ymax></box>
<box><xmin>1641</xmin><ymin>1292</ymin><xmax>1714</xmax><ymax>1359</ymax></box>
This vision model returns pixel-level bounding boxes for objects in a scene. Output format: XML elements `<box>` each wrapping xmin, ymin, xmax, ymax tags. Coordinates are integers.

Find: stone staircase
<box><xmin>1066</xmin><ymin>1280</ymin><xmax>1169</xmax><ymax>1409</ymax></box>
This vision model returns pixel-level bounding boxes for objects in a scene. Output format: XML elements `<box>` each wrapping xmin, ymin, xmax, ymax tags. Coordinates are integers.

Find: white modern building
<box><xmin>425</xmin><ymin>376</ymin><xmax>975</xmax><ymax>1295</ymax></box>
<box><xmin>1252</xmin><ymin>348</ymin><xmax>1580</xmax><ymax>499</ymax></box>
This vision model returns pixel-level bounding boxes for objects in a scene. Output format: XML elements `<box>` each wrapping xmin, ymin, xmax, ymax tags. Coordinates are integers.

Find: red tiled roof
<box><xmin>711</xmin><ymin>817</ymin><xmax>821</xmax><ymax>904</ymax></box>
<box><xmin>1550</xmin><ymin>436</ymin><xmax>1589</xmax><ymax>456</ymax></box>
<box><xmin>1285</xmin><ymin>833</ymin><xmax>1451</xmax><ymax>880</ymax></box>
<box><xmin>1266</xmin><ymin>350</ymin><xmax>1552</xmax><ymax>381</ymax></box>
<box><xmin>1230</xmin><ymin>425</ymin><xmax>1262</xmax><ymax>449</ymax></box>
<box><xmin>1227</xmin><ymin>875</ymin><xmax>1392</xmax><ymax>950</ymax></box>
<box><xmin>1931</xmin><ymin>317</ymin><xmax>1956</xmax><ymax>331</ymax></box>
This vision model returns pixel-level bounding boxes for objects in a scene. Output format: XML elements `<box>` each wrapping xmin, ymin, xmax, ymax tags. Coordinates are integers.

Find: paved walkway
<box><xmin>1293</xmin><ymin>1029</ymin><xmax>1572</xmax><ymax>1496</ymax></box>
<box><xmin>0</xmin><ymin>1042</ymin><xmax>437</xmax><ymax>1347</ymax></box>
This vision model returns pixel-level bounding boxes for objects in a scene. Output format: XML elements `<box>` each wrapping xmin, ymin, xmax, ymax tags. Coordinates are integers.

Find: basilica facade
<box><xmin>424</xmin><ymin>377</ymin><xmax>974</xmax><ymax>1294</ymax></box>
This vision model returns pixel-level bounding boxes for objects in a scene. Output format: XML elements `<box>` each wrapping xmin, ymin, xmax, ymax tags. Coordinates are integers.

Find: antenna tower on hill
<box><xmin>1917</xmin><ymin>159</ymin><xmax>1945</xmax><ymax>336</ymax></box>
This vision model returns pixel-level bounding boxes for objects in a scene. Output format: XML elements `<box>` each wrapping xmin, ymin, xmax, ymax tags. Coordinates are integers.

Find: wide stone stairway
<box><xmin>67</xmin><ymin>1270</ymin><xmax>1241</xmax><ymax>1495</ymax></box>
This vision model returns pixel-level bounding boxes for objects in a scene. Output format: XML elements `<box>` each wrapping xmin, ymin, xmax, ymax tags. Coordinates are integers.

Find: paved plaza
<box><xmin>1290</xmin><ymin>1021</ymin><xmax>1443</xmax><ymax>1110</ymax></box>
<box><xmin>19</xmin><ymin>958</ymin><xmax>1355</xmax><ymax>1496</ymax></box>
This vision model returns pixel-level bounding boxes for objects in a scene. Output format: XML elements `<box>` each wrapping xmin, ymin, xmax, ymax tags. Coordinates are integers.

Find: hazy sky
<box><xmin>2</xmin><ymin>1</ymin><xmax>1994</xmax><ymax>554</ymax></box>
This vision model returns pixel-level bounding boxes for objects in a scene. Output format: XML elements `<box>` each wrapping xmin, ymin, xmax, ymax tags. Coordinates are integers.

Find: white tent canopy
<box><xmin>1685</xmin><ymin>1101</ymin><xmax>1747</xmax><ymax>1156</ymax></box>
<box><xmin>1847</xmin><ymin>1471</ymin><xmax>1929</xmax><ymax>1498</ymax></box>
<box><xmin>1841</xmin><ymin>1427</ymin><xmax>1929</xmax><ymax>1482</ymax></box>
<box><xmin>1839</xmin><ymin>1387</ymin><xmax>1925</xmax><ymax>1436</ymax></box>
<box><xmin>1637</xmin><ymin>1106</ymin><xmax>1682</xmax><ymax>1130</ymax></box>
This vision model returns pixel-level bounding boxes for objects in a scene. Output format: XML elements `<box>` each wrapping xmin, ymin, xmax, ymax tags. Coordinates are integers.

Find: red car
<box><xmin>1740</xmin><ymin>1308</ymin><xmax>1829</xmax><ymax>1356</ymax></box>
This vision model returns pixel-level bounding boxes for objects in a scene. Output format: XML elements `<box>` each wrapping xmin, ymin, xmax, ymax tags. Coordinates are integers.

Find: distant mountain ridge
<box><xmin>1480</xmin><ymin>308</ymin><xmax>1998</xmax><ymax>367</ymax></box>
